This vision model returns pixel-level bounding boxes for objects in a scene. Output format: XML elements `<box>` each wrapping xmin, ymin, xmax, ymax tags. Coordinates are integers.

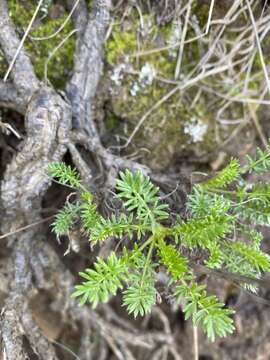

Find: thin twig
<box><xmin>0</xmin><ymin>120</ymin><xmax>22</xmax><ymax>139</ymax></box>
<box><xmin>30</xmin><ymin>0</ymin><xmax>80</xmax><ymax>41</ymax></box>
<box><xmin>120</xmin><ymin>64</ymin><xmax>231</xmax><ymax>149</ymax></box>
<box><xmin>3</xmin><ymin>0</ymin><xmax>44</xmax><ymax>82</ymax></box>
<box><xmin>128</xmin><ymin>0</ymin><xmax>214</xmax><ymax>59</ymax></box>
<box><xmin>205</xmin><ymin>0</ymin><xmax>215</xmax><ymax>34</ymax></box>
<box><xmin>246</xmin><ymin>0</ymin><xmax>270</xmax><ymax>94</ymax></box>
<box><xmin>0</xmin><ymin>216</ymin><xmax>54</xmax><ymax>240</ymax></box>
<box><xmin>174</xmin><ymin>0</ymin><xmax>192</xmax><ymax>79</ymax></box>
<box><xmin>44</xmin><ymin>28</ymin><xmax>78</xmax><ymax>83</ymax></box>
<box><xmin>248</xmin><ymin>102</ymin><xmax>268</xmax><ymax>149</ymax></box>
<box><xmin>50</xmin><ymin>339</ymin><xmax>82</xmax><ymax>360</ymax></box>
<box><xmin>193</xmin><ymin>325</ymin><xmax>199</xmax><ymax>360</ymax></box>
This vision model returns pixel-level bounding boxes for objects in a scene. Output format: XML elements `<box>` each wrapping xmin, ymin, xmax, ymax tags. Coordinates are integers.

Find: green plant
<box><xmin>48</xmin><ymin>142</ymin><xmax>270</xmax><ymax>342</ymax></box>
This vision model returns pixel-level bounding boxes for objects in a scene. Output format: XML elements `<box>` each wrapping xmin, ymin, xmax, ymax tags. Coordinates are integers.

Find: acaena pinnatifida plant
<box><xmin>48</xmin><ymin>142</ymin><xmax>270</xmax><ymax>341</ymax></box>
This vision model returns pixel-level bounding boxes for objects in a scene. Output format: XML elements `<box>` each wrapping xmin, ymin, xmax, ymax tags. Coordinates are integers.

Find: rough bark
<box><xmin>0</xmin><ymin>81</ymin><xmax>27</xmax><ymax>114</ymax></box>
<box><xmin>0</xmin><ymin>0</ymin><xmax>105</xmax><ymax>358</ymax></box>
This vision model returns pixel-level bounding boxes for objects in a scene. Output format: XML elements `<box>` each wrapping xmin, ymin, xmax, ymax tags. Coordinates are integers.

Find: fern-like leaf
<box><xmin>80</xmin><ymin>201</ymin><xmax>101</xmax><ymax>233</ymax></box>
<box><xmin>72</xmin><ymin>252</ymin><xmax>128</xmax><ymax>307</ymax></box>
<box><xmin>48</xmin><ymin>162</ymin><xmax>81</xmax><ymax>188</ymax></box>
<box><xmin>205</xmin><ymin>244</ymin><xmax>223</xmax><ymax>269</ymax></box>
<box><xmin>90</xmin><ymin>213</ymin><xmax>149</xmax><ymax>243</ymax></box>
<box><xmin>245</xmin><ymin>143</ymin><xmax>270</xmax><ymax>174</ymax></box>
<box><xmin>229</xmin><ymin>241</ymin><xmax>270</xmax><ymax>272</ymax></box>
<box><xmin>158</xmin><ymin>240</ymin><xmax>188</xmax><ymax>280</ymax></box>
<box><xmin>48</xmin><ymin>156</ymin><xmax>270</xmax><ymax>342</ymax></box>
<box><xmin>187</xmin><ymin>186</ymin><xmax>231</xmax><ymax>218</ymax></box>
<box><xmin>122</xmin><ymin>252</ymin><xmax>157</xmax><ymax>317</ymax></box>
<box><xmin>51</xmin><ymin>202</ymin><xmax>80</xmax><ymax>236</ymax></box>
<box><xmin>235</xmin><ymin>201</ymin><xmax>270</xmax><ymax>226</ymax></box>
<box><xmin>201</xmin><ymin>158</ymin><xmax>240</xmax><ymax>190</ymax></box>
<box><xmin>194</xmin><ymin>294</ymin><xmax>235</xmax><ymax>341</ymax></box>
<box><xmin>246</xmin><ymin>183</ymin><xmax>270</xmax><ymax>203</ymax></box>
<box><xmin>123</xmin><ymin>280</ymin><xmax>156</xmax><ymax>317</ymax></box>
<box><xmin>116</xmin><ymin>170</ymin><xmax>169</xmax><ymax>224</ymax></box>
<box><xmin>172</xmin><ymin>215</ymin><xmax>234</xmax><ymax>249</ymax></box>
<box><xmin>175</xmin><ymin>282</ymin><xmax>235</xmax><ymax>341</ymax></box>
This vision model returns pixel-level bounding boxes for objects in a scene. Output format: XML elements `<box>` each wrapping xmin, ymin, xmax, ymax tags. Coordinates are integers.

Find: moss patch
<box><xmin>104</xmin><ymin>10</ymin><xmax>218</xmax><ymax>170</ymax></box>
<box><xmin>3</xmin><ymin>0</ymin><xmax>75</xmax><ymax>88</ymax></box>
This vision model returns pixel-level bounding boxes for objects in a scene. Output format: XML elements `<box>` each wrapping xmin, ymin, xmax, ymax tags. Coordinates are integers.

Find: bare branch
<box><xmin>1</xmin><ymin>86</ymin><xmax>71</xmax><ymax>221</ymax></box>
<box><xmin>1</xmin><ymin>228</ymin><xmax>60</xmax><ymax>360</ymax></box>
<box><xmin>0</xmin><ymin>0</ymin><xmax>39</xmax><ymax>98</ymax></box>
<box><xmin>68</xmin><ymin>142</ymin><xmax>93</xmax><ymax>187</ymax></box>
<box><xmin>70</xmin><ymin>130</ymin><xmax>150</xmax><ymax>175</ymax></box>
<box><xmin>66</xmin><ymin>0</ymin><xmax>111</xmax><ymax>134</ymax></box>
<box><xmin>21</xmin><ymin>308</ymin><xmax>59</xmax><ymax>359</ymax></box>
<box><xmin>0</xmin><ymin>83</ymin><xmax>72</xmax><ymax>358</ymax></box>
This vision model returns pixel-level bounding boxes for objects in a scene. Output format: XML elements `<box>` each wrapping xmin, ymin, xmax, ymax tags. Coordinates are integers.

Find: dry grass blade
<box><xmin>3</xmin><ymin>0</ymin><xmax>44</xmax><ymax>82</ymax></box>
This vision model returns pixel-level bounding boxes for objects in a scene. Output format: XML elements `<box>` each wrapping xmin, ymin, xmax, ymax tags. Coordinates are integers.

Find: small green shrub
<box><xmin>48</xmin><ymin>143</ymin><xmax>270</xmax><ymax>341</ymax></box>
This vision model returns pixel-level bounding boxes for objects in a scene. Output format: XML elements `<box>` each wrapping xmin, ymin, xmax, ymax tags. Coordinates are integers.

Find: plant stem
<box><xmin>207</xmin><ymin>188</ymin><xmax>237</xmax><ymax>195</ymax></box>
<box><xmin>193</xmin><ymin>325</ymin><xmax>199</xmax><ymax>360</ymax></box>
<box><xmin>140</xmin><ymin>235</ymin><xmax>156</xmax><ymax>285</ymax></box>
<box><xmin>135</xmin><ymin>236</ymin><xmax>155</xmax><ymax>255</ymax></box>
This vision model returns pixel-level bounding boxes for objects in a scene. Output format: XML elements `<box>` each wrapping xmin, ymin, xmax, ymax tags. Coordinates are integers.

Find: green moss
<box><xmin>106</xmin><ymin>28</ymin><xmax>137</xmax><ymax>65</ymax></box>
<box><xmin>110</xmin><ymin>73</ymin><xmax>216</xmax><ymax>169</ymax></box>
<box><xmin>5</xmin><ymin>0</ymin><xmax>75</xmax><ymax>88</ymax></box>
<box><xmin>0</xmin><ymin>50</ymin><xmax>7</xmax><ymax>77</ymax></box>
<box><xmin>194</xmin><ymin>2</ymin><xmax>210</xmax><ymax>28</ymax></box>
<box><xmin>105</xmin><ymin>13</ymin><xmax>177</xmax><ymax>76</ymax></box>
<box><xmin>105</xmin><ymin>113</ymin><xmax>120</xmax><ymax>131</ymax></box>
<box><xmin>103</xmin><ymin>5</ymin><xmax>263</xmax><ymax>169</ymax></box>
<box><xmin>104</xmin><ymin>9</ymin><xmax>217</xmax><ymax>169</ymax></box>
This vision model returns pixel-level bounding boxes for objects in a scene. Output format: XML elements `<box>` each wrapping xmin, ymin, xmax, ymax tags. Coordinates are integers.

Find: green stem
<box><xmin>135</xmin><ymin>235</ymin><xmax>155</xmax><ymax>255</ymax></box>
<box><xmin>78</xmin><ymin>183</ymin><xmax>89</xmax><ymax>193</ymax></box>
<box><xmin>141</xmin><ymin>236</ymin><xmax>156</xmax><ymax>283</ymax></box>
<box><xmin>241</xmin><ymin>152</ymin><xmax>270</xmax><ymax>174</ymax></box>
<box><xmin>207</xmin><ymin>188</ymin><xmax>236</xmax><ymax>195</ymax></box>
<box><xmin>136</xmin><ymin>192</ymin><xmax>156</xmax><ymax>226</ymax></box>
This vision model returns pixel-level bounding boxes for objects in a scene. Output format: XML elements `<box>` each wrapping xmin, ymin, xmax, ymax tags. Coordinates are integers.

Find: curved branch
<box><xmin>0</xmin><ymin>84</ymin><xmax>72</xmax><ymax>359</ymax></box>
<box><xmin>1</xmin><ymin>229</ymin><xmax>60</xmax><ymax>360</ymax></box>
<box><xmin>0</xmin><ymin>81</ymin><xmax>27</xmax><ymax>114</ymax></box>
<box><xmin>70</xmin><ymin>130</ymin><xmax>150</xmax><ymax>173</ymax></box>
<box><xmin>0</xmin><ymin>0</ymin><xmax>39</xmax><ymax>99</ymax></box>
<box><xmin>66</xmin><ymin>0</ymin><xmax>111</xmax><ymax>134</ymax></box>
<box><xmin>1</xmin><ymin>86</ymin><xmax>71</xmax><ymax>221</ymax></box>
